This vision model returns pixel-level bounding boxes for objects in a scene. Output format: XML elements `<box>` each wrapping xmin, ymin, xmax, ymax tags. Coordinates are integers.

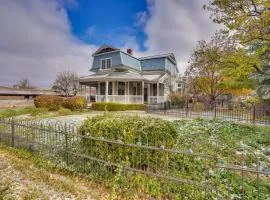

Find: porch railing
<box><xmin>95</xmin><ymin>95</ymin><xmax>143</xmax><ymax>104</ymax></box>
<box><xmin>94</xmin><ymin>95</ymin><xmax>167</xmax><ymax>104</ymax></box>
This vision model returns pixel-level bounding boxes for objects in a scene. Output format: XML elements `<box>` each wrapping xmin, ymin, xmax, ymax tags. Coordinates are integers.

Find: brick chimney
<box><xmin>127</xmin><ymin>48</ymin><xmax>133</xmax><ymax>55</ymax></box>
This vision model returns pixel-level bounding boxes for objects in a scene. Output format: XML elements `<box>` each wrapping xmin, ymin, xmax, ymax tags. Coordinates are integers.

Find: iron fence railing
<box><xmin>146</xmin><ymin>104</ymin><xmax>270</xmax><ymax>125</ymax></box>
<box><xmin>0</xmin><ymin>118</ymin><xmax>269</xmax><ymax>199</ymax></box>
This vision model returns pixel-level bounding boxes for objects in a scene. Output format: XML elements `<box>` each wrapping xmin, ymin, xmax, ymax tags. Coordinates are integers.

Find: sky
<box><xmin>0</xmin><ymin>0</ymin><xmax>221</xmax><ymax>88</ymax></box>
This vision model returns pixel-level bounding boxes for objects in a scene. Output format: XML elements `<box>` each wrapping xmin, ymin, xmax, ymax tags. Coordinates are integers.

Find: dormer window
<box><xmin>101</xmin><ymin>58</ymin><xmax>112</xmax><ymax>70</ymax></box>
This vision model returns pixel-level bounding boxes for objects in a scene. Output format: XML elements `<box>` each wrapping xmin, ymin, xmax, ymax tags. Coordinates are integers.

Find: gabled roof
<box><xmin>92</xmin><ymin>44</ymin><xmax>120</xmax><ymax>56</ymax></box>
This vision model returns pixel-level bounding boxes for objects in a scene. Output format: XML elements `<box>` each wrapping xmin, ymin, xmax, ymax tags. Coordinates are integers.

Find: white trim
<box><xmin>127</xmin><ymin>81</ymin><xmax>129</xmax><ymax>103</ymax></box>
<box><xmin>93</xmin><ymin>50</ymin><xmax>120</xmax><ymax>57</ymax></box>
<box><xmin>100</xmin><ymin>58</ymin><xmax>112</xmax><ymax>70</ymax></box>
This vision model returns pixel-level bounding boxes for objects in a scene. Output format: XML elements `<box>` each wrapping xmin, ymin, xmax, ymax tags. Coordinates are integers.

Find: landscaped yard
<box><xmin>1</xmin><ymin>111</ymin><xmax>269</xmax><ymax>199</ymax></box>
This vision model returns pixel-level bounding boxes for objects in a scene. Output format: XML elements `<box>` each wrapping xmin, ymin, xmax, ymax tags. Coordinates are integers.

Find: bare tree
<box><xmin>52</xmin><ymin>71</ymin><xmax>79</xmax><ymax>96</ymax></box>
<box><xmin>13</xmin><ymin>79</ymin><xmax>36</xmax><ymax>89</ymax></box>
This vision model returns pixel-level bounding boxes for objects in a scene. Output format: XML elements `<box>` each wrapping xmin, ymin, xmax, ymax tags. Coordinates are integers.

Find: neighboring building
<box><xmin>176</xmin><ymin>75</ymin><xmax>188</xmax><ymax>95</ymax></box>
<box><xmin>79</xmin><ymin>45</ymin><xmax>180</xmax><ymax>104</ymax></box>
<box><xmin>0</xmin><ymin>86</ymin><xmax>59</xmax><ymax>108</ymax></box>
<box><xmin>0</xmin><ymin>86</ymin><xmax>58</xmax><ymax>100</ymax></box>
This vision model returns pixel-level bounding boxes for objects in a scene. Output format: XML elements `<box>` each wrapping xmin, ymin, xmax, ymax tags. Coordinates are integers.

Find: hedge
<box><xmin>78</xmin><ymin>114</ymin><xmax>177</xmax><ymax>170</ymax></box>
<box><xmin>62</xmin><ymin>96</ymin><xmax>87</xmax><ymax>111</ymax></box>
<box><xmin>91</xmin><ymin>102</ymin><xmax>145</xmax><ymax>111</ymax></box>
<box><xmin>34</xmin><ymin>95</ymin><xmax>63</xmax><ymax>111</ymax></box>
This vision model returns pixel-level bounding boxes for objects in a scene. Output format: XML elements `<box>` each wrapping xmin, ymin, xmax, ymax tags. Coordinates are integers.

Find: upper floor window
<box><xmin>101</xmin><ymin>58</ymin><xmax>112</xmax><ymax>69</ymax></box>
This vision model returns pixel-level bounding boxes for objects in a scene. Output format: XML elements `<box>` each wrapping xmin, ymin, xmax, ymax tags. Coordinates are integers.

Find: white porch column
<box><xmin>105</xmin><ymin>80</ymin><xmax>109</xmax><ymax>102</ymax></box>
<box><xmin>157</xmin><ymin>82</ymin><xmax>159</xmax><ymax>104</ymax></box>
<box><xmin>97</xmin><ymin>82</ymin><xmax>100</xmax><ymax>95</ymax></box>
<box><xmin>148</xmin><ymin>83</ymin><xmax>150</xmax><ymax>104</ymax></box>
<box><xmin>85</xmin><ymin>85</ymin><xmax>88</xmax><ymax>100</ymax></box>
<box><xmin>127</xmin><ymin>81</ymin><xmax>129</xmax><ymax>103</ymax></box>
<box><xmin>141</xmin><ymin>81</ymin><xmax>144</xmax><ymax>104</ymax></box>
<box><xmin>112</xmin><ymin>81</ymin><xmax>115</xmax><ymax>102</ymax></box>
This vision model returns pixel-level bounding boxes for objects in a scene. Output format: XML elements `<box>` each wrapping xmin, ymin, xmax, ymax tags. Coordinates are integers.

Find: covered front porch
<box><xmin>79</xmin><ymin>80</ymin><xmax>167</xmax><ymax>104</ymax></box>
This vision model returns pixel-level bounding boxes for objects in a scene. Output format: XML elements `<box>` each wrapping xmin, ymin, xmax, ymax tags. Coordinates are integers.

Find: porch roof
<box><xmin>79</xmin><ymin>72</ymin><xmax>162</xmax><ymax>83</ymax></box>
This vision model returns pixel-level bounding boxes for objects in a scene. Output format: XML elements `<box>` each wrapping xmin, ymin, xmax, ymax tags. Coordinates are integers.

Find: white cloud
<box><xmin>134</xmin><ymin>11</ymin><xmax>148</xmax><ymax>28</ymax></box>
<box><xmin>0</xmin><ymin>0</ymin><xmax>222</xmax><ymax>88</ymax></box>
<box><xmin>0</xmin><ymin>0</ymin><xmax>96</xmax><ymax>88</ymax></box>
<box><xmin>85</xmin><ymin>26</ymin><xmax>96</xmax><ymax>37</ymax></box>
<box><xmin>141</xmin><ymin>0</ymin><xmax>221</xmax><ymax>73</ymax></box>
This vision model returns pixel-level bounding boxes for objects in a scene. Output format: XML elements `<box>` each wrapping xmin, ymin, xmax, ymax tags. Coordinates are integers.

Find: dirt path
<box><xmin>0</xmin><ymin>148</ymin><xmax>109</xmax><ymax>200</ymax></box>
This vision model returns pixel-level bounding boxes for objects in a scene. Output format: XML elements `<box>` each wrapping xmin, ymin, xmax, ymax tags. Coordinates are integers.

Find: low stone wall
<box><xmin>0</xmin><ymin>100</ymin><xmax>34</xmax><ymax>108</ymax></box>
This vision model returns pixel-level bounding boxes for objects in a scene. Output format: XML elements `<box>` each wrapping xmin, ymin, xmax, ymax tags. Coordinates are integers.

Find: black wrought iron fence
<box><xmin>146</xmin><ymin>104</ymin><xmax>270</xmax><ymax>125</ymax></box>
<box><xmin>0</xmin><ymin>118</ymin><xmax>269</xmax><ymax>199</ymax></box>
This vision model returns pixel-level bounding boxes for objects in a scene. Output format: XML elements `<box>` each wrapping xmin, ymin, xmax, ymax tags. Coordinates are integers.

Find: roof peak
<box><xmin>92</xmin><ymin>44</ymin><xmax>120</xmax><ymax>56</ymax></box>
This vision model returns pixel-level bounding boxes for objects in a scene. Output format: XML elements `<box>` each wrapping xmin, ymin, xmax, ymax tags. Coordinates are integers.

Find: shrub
<box><xmin>91</xmin><ymin>102</ymin><xmax>144</xmax><ymax>111</ymax></box>
<box><xmin>62</xmin><ymin>96</ymin><xmax>87</xmax><ymax>111</ymax></box>
<box><xmin>169</xmin><ymin>93</ymin><xmax>186</xmax><ymax>107</ymax></box>
<box><xmin>78</xmin><ymin>114</ymin><xmax>177</xmax><ymax>171</ymax></box>
<box><xmin>58</xmin><ymin>108</ymin><xmax>72</xmax><ymax>116</ymax></box>
<box><xmin>34</xmin><ymin>95</ymin><xmax>63</xmax><ymax>111</ymax></box>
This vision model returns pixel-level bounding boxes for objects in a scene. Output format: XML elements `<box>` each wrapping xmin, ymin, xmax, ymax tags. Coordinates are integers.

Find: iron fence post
<box><xmin>164</xmin><ymin>102</ymin><xmax>166</xmax><ymax>115</ymax></box>
<box><xmin>185</xmin><ymin>100</ymin><xmax>189</xmax><ymax>118</ymax></box>
<box><xmin>214</xmin><ymin>103</ymin><xmax>217</xmax><ymax>119</ymax></box>
<box><xmin>11</xmin><ymin>118</ymin><xmax>15</xmax><ymax>147</ymax></box>
<box><xmin>252</xmin><ymin>105</ymin><xmax>256</xmax><ymax>124</ymax></box>
<box><xmin>64</xmin><ymin>124</ymin><xmax>69</xmax><ymax>167</ymax></box>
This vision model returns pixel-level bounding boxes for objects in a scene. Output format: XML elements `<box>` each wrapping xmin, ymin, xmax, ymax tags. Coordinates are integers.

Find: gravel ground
<box><xmin>33</xmin><ymin>111</ymin><xmax>181</xmax><ymax>126</ymax></box>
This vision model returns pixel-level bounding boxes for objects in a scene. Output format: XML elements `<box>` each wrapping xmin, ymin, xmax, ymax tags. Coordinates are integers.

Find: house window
<box><xmin>106</xmin><ymin>59</ymin><xmax>111</xmax><ymax>69</ymax></box>
<box><xmin>101</xmin><ymin>58</ymin><xmax>112</xmax><ymax>69</ymax></box>
<box><xmin>108</xmin><ymin>82</ymin><xmax>112</xmax><ymax>95</ymax></box>
<box><xmin>100</xmin><ymin>83</ymin><xmax>105</xmax><ymax>95</ymax></box>
<box><xmin>118</xmin><ymin>82</ymin><xmax>125</xmax><ymax>95</ymax></box>
<box><xmin>101</xmin><ymin>60</ymin><xmax>106</xmax><ymax>69</ymax></box>
<box><xmin>153</xmin><ymin>84</ymin><xmax>157</xmax><ymax>96</ymax></box>
<box><xmin>99</xmin><ymin>82</ymin><xmax>112</xmax><ymax>95</ymax></box>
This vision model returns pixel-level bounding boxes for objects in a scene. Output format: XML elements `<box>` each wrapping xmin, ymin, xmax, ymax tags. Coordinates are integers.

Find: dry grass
<box><xmin>0</xmin><ymin>147</ymin><xmax>110</xmax><ymax>200</ymax></box>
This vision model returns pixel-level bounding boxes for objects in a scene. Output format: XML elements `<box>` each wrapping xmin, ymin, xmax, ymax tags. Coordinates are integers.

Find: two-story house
<box><xmin>79</xmin><ymin>45</ymin><xmax>179</xmax><ymax>104</ymax></box>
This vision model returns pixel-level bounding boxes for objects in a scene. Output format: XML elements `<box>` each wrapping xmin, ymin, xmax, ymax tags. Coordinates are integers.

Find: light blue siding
<box><xmin>91</xmin><ymin>52</ymin><xmax>122</xmax><ymax>70</ymax></box>
<box><xmin>141</xmin><ymin>58</ymin><xmax>166</xmax><ymax>71</ymax></box>
<box><xmin>90</xmin><ymin>47</ymin><xmax>178</xmax><ymax>74</ymax></box>
<box><xmin>120</xmin><ymin>52</ymin><xmax>141</xmax><ymax>71</ymax></box>
<box><xmin>166</xmin><ymin>58</ymin><xmax>177</xmax><ymax>74</ymax></box>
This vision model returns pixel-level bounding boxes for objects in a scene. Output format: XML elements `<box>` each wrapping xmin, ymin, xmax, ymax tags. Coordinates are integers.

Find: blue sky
<box><xmin>68</xmin><ymin>0</ymin><xmax>147</xmax><ymax>50</ymax></box>
<box><xmin>0</xmin><ymin>0</ymin><xmax>220</xmax><ymax>87</ymax></box>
